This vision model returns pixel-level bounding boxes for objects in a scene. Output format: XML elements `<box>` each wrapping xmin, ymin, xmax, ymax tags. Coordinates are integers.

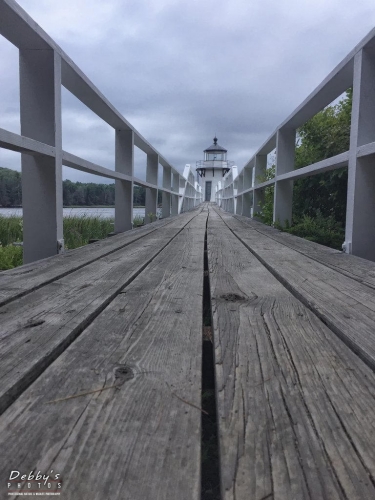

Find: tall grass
<box><xmin>0</xmin><ymin>216</ymin><xmax>23</xmax><ymax>246</ymax></box>
<box><xmin>0</xmin><ymin>215</ymin><xmax>116</xmax><ymax>271</ymax></box>
<box><xmin>63</xmin><ymin>215</ymin><xmax>114</xmax><ymax>249</ymax></box>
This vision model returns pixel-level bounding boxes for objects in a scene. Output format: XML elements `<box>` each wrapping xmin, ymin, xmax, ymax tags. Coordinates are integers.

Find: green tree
<box><xmin>0</xmin><ymin>167</ymin><xmax>22</xmax><ymax>206</ymax></box>
<box><xmin>293</xmin><ymin>88</ymin><xmax>352</xmax><ymax>223</ymax></box>
<box><xmin>256</xmin><ymin>89</ymin><xmax>352</xmax><ymax>249</ymax></box>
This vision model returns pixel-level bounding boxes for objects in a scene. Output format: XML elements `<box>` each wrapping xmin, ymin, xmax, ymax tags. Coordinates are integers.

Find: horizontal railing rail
<box><xmin>0</xmin><ymin>0</ymin><xmax>202</xmax><ymax>264</ymax></box>
<box><xmin>216</xmin><ymin>27</ymin><xmax>375</xmax><ymax>261</ymax></box>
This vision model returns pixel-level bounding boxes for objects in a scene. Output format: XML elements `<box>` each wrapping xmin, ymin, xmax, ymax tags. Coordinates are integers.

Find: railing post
<box><xmin>20</xmin><ymin>49</ymin><xmax>63</xmax><ymax>264</ymax></box>
<box><xmin>179</xmin><ymin>174</ymin><xmax>185</xmax><ymax>213</ymax></box>
<box><xmin>162</xmin><ymin>166</ymin><xmax>171</xmax><ymax>218</ymax></box>
<box><xmin>274</xmin><ymin>128</ymin><xmax>295</xmax><ymax>226</ymax></box>
<box><xmin>344</xmin><ymin>49</ymin><xmax>375</xmax><ymax>260</ymax></box>
<box><xmin>115</xmin><ymin>129</ymin><xmax>134</xmax><ymax>232</ymax></box>
<box><xmin>145</xmin><ymin>153</ymin><xmax>158</xmax><ymax>223</ymax></box>
<box><xmin>231</xmin><ymin>166</ymin><xmax>238</xmax><ymax>214</ymax></box>
<box><xmin>235</xmin><ymin>173</ymin><xmax>243</xmax><ymax>214</ymax></box>
<box><xmin>171</xmin><ymin>173</ymin><xmax>179</xmax><ymax>215</ymax></box>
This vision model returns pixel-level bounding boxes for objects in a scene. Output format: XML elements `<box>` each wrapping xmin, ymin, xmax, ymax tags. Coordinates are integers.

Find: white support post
<box><xmin>162</xmin><ymin>166</ymin><xmax>171</xmax><ymax>218</ymax></box>
<box><xmin>179</xmin><ymin>175</ymin><xmax>185</xmax><ymax>213</ymax></box>
<box><xmin>145</xmin><ymin>153</ymin><xmax>158</xmax><ymax>223</ymax></box>
<box><xmin>171</xmin><ymin>173</ymin><xmax>179</xmax><ymax>215</ymax></box>
<box><xmin>20</xmin><ymin>49</ymin><xmax>63</xmax><ymax>264</ymax></box>
<box><xmin>274</xmin><ymin>128</ymin><xmax>295</xmax><ymax>226</ymax></box>
<box><xmin>115</xmin><ymin>129</ymin><xmax>133</xmax><ymax>232</ymax></box>
<box><xmin>345</xmin><ymin>49</ymin><xmax>375</xmax><ymax>260</ymax></box>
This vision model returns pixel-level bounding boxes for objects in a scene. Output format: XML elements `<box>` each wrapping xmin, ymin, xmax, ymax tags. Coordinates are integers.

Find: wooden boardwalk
<box><xmin>1</xmin><ymin>204</ymin><xmax>375</xmax><ymax>499</ymax></box>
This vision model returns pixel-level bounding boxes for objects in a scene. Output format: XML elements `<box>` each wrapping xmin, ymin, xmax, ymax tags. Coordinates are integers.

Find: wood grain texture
<box><xmin>207</xmin><ymin>208</ymin><xmax>375</xmax><ymax>500</ymax></box>
<box><xmin>0</xmin><ymin>210</ymin><xmax>200</xmax><ymax>415</ymax></box>
<box><xmin>216</xmin><ymin>209</ymin><xmax>375</xmax><ymax>371</ymax></box>
<box><xmin>0</xmin><ymin>214</ymin><xmax>177</xmax><ymax>307</ymax></box>
<box><xmin>233</xmin><ymin>213</ymin><xmax>375</xmax><ymax>289</ymax></box>
<box><xmin>0</xmin><ymin>210</ymin><xmax>208</xmax><ymax>500</ymax></box>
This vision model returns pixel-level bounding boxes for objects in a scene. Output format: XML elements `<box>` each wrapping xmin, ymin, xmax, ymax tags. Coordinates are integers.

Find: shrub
<box><xmin>0</xmin><ymin>245</ymin><xmax>23</xmax><ymax>270</ymax></box>
<box><xmin>284</xmin><ymin>211</ymin><xmax>344</xmax><ymax>249</ymax></box>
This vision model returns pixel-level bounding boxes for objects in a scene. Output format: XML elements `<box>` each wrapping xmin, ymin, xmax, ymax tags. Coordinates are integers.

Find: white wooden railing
<box><xmin>216</xmin><ymin>27</ymin><xmax>375</xmax><ymax>262</ymax></box>
<box><xmin>0</xmin><ymin>0</ymin><xmax>202</xmax><ymax>264</ymax></box>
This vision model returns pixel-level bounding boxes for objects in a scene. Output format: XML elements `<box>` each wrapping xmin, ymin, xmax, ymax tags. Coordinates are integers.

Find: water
<box><xmin>0</xmin><ymin>207</ymin><xmax>158</xmax><ymax>219</ymax></box>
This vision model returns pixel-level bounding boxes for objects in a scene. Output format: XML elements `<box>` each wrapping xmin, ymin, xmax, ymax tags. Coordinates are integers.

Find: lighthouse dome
<box><xmin>204</xmin><ymin>136</ymin><xmax>227</xmax><ymax>154</ymax></box>
<box><xmin>204</xmin><ymin>137</ymin><xmax>227</xmax><ymax>161</ymax></box>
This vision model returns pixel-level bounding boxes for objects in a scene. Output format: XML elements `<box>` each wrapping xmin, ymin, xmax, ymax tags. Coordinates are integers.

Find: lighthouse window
<box><xmin>207</xmin><ymin>153</ymin><xmax>224</xmax><ymax>161</ymax></box>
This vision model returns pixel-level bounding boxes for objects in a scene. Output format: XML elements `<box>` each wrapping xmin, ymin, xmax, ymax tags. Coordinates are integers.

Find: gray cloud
<box><xmin>1</xmin><ymin>0</ymin><xmax>375</xmax><ymax>183</ymax></box>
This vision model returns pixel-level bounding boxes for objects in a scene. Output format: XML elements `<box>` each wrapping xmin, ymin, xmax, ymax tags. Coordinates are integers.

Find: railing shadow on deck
<box><xmin>0</xmin><ymin>0</ymin><xmax>203</xmax><ymax>265</ymax></box>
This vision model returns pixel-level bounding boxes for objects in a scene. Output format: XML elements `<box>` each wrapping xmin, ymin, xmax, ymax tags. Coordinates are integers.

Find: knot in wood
<box><xmin>220</xmin><ymin>293</ymin><xmax>246</xmax><ymax>302</ymax></box>
<box><xmin>114</xmin><ymin>365</ymin><xmax>134</xmax><ymax>386</ymax></box>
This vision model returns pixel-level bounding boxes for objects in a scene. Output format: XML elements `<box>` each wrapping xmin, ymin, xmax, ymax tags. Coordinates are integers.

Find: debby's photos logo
<box><xmin>7</xmin><ymin>470</ymin><xmax>62</xmax><ymax>496</ymax></box>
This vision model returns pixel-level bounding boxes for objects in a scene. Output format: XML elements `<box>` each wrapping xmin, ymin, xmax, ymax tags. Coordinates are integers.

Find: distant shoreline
<box><xmin>63</xmin><ymin>205</ymin><xmax>146</xmax><ymax>208</ymax></box>
<box><xmin>0</xmin><ymin>205</ymin><xmax>146</xmax><ymax>209</ymax></box>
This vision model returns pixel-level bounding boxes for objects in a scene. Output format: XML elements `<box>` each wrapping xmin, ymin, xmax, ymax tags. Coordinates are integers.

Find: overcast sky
<box><xmin>1</xmin><ymin>0</ymin><xmax>375</xmax><ymax>183</ymax></box>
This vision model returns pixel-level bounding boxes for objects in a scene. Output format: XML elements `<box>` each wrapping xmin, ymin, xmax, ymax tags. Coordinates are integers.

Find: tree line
<box><xmin>0</xmin><ymin>170</ymin><xmax>146</xmax><ymax>207</ymax></box>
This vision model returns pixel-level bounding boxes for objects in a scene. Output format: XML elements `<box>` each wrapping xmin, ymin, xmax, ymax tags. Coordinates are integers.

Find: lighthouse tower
<box><xmin>196</xmin><ymin>137</ymin><xmax>233</xmax><ymax>202</ymax></box>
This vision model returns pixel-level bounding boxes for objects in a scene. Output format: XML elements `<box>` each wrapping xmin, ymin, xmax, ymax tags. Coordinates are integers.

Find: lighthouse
<box><xmin>196</xmin><ymin>137</ymin><xmax>233</xmax><ymax>202</ymax></box>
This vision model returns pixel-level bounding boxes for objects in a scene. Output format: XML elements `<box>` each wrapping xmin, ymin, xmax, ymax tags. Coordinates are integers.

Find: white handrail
<box><xmin>217</xmin><ymin>28</ymin><xmax>375</xmax><ymax>261</ymax></box>
<box><xmin>0</xmin><ymin>0</ymin><xmax>202</xmax><ymax>264</ymax></box>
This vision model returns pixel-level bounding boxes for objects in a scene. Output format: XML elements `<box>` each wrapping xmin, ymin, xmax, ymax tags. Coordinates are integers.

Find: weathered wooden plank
<box><xmin>0</xmin><ymin>214</ymin><xmax>178</xmax><ymax>307</ymax></box>
<box><xmin>0</xmin><ymin>211</ymin><xmax>207</xmax><ymax>500</ymax></box>
<box><xmin>0</xmin><ymin>210</ymin><xmax>200</xmax><ymax>415</ymax></box>
<box><xmin>216</xmin><ymin>208</ymin><xmax>375</xmax><ymax>371</ymax></box>
<box><xmin>207</xmin><ymin>208</ymin><xmax>375</xmax><ymax>500</ymax></box>
<box><xmin>233</xmin><ymin>213</ymin><xmax>375</xmax><ymax>289</ymax></box>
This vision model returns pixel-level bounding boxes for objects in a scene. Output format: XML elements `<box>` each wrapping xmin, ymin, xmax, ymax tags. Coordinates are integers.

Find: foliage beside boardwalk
<box><xmin>63</xmin><ymin>215</ymin><xmax>114</xmax><ymax>249</ymax></box>
<box><xmin>256</xmin><ymin>89</ymin><xmax>351</xmax><ymax>249</ymax></box>
<box><xmin>0</xmin><ymin>215</ymin><xmax>115</xmax><ymax>270</ymax></box>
